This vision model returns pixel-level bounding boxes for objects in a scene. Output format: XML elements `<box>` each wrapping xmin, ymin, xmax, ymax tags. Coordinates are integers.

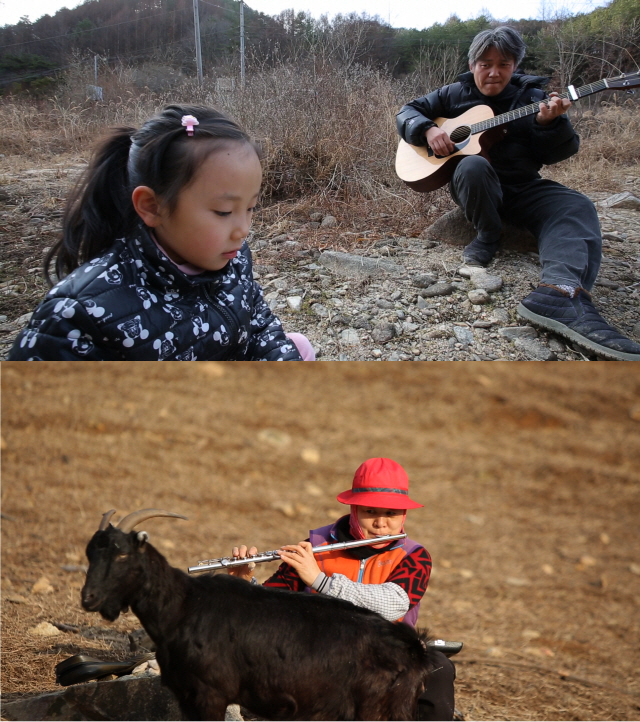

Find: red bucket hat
<box><xmin>336</xmin><ymin>458</ymin><xmax>423</xmax><ymax>509</ymax></box>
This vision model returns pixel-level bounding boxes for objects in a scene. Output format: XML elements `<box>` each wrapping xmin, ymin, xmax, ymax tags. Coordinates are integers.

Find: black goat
<box><xmin>81</xmin><ymin>509</ymin><xmax>439</xmax><ymax>721</ymax></box>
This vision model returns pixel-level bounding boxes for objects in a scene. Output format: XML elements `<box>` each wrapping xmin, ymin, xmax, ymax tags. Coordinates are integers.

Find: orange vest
<box><xmin>309</xmin><ymin>519</ymin><xmax>424</xmax><ymax>626</ymax></box>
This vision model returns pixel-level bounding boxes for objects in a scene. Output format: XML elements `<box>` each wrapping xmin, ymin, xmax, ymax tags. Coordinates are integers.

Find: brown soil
<box><xmin>2</xmin><ymin>363</ymin><xmax>640</xmax><ymax>720</ymax></box>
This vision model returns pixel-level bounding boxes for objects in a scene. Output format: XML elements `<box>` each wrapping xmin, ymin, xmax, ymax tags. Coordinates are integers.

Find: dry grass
<box><xmin>2</xmin><ymin>61</ymin><xmax>637</xmax><ymax>220</ymax></box>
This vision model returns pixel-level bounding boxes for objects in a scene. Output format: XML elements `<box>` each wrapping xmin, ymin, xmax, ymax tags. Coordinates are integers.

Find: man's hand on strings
<box><xmin>536</xmin><ymin>92</ymin><xmax>571</xmax><ymax>125</ymax></box>
<box><xmin>426</xmin><ymin>126</ymin><xmax>456</xmax><ymax>156</ymax></box>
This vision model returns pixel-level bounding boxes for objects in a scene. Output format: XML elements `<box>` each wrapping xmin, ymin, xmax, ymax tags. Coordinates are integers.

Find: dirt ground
<box><xmin>2</xmin><ymin>363</ymin><xmax>640</xmax><ymax>720</ymax></box>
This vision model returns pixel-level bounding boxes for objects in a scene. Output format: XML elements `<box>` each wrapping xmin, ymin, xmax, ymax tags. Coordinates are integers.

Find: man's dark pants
<box><xmin>449</xmin><ymin>155</ymin><xmax>602</xmax><ymax>290</ymax></box>
<box><xmin>417</xmin><ymin>651</ymin><xmax>456</xmax><ymax>720</ymax></box>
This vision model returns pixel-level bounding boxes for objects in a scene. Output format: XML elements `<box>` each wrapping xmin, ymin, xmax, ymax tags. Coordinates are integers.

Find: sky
<box><xmin>1</xmin><ymin>0</ymin><xmax>610</xmax><ymax>30</ymax></box>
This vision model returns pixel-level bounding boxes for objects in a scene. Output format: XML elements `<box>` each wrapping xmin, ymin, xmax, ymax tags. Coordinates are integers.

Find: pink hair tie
<box><xmin>181</xmin><ymin>115</ymin><xmax>199</xmax><ymax>136</ymax></box>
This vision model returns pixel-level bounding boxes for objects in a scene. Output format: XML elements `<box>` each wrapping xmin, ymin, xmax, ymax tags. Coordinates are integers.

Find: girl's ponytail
<box><xmin>46</xmin><ymin>127</ymin><xmax>137</xmax><ymax>284</ymax></box>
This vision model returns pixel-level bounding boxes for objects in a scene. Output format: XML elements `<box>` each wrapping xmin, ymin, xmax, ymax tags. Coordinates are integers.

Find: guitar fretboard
<box><xmin>469</xmin><ymin>79</ymin><xmax>611</xmax><ymax>135</ymax></box>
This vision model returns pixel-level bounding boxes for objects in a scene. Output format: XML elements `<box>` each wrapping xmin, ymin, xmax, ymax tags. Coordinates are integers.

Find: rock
<box><xmin>603</xmin><ymin>191</ymin><xmax>640</xmax><ymax>211</ymax></box>
<box><xmin>286</xmin><ymin>296</ymin><xmax>302</xmax><ymax>312</ymax></box>
<box><xmin>425</xmin><ymin>206</ymin><xmax>537</xmax><ymax>251</ymax></box>
<box><xmin>31</xmin><ymin>577</ymin><xmax>54</xmax><ymax>595</ymax></box>
<box><xmin>319</xmin><ymin>251</ymin><xmax>405</xmax><ymax>278</ymax></box>
<box><xmin>453</xmin><ymin>326</ymin><xmax>474</xmax><ymax>346</ymax></box>
<box><xmin>595</xmin><ymin>277</ymin><xmax>621</xmax><ymax>289</ymax></box>
<box><xmin>371</xmin><ymin>323</ymin><xmax>396</xmax><ymax>344</ymax></box>
<box><xmin>489</xmin><ymin>308</ymin><xmax>510</xmax><ymax>325</ymax></box>
<box><xmin>499</xmin><ymin>326</ymin><xmax>538</xmax><ymax>341</ymax></box>
<box><xmin>375</xmin><ymin>299</ymin><xmax>395</xmax><ymax>309</ymax></box>
<box><xmin>0</xmin><ymin>675</ymin><xmax>184</xmax><ymax>721</ymax></box>
<box><xmin>468</xmin><ymin>289</ymin><xmax>490</xmax><ymax>304</ymax></box>
<box><xmin>548</xmin><ymin>338</ymin><xmax>566</xmax><ymax>353</ymax></box>
<box><xmin>469</xmin><ymin>271</ymin><xmax>503</xmax><ymax>292</ymax></box>
<box><xmin>514</xmin><ymin>337</ymin><xmax>557</xmax><ymax>360</ymax></box>
<box><xmin>28</xmin><ymin>622</ymin><xmax>60</xmax><ymax>637</ymax></box>
<box><xmin>15</xmin><ymin>312</ymin><xmax>33</xmax><ymax>327</ymax></box>
<box><xmin>339</xmin><ymin>329</ymin><xmax>360</xmax><ymax>346</ymax></box>
<box><xmin>419</xmin><ymin>282</ymin><xmax>455</xmax><ymax>298</ymax></box>
<box><xmin>320</xmin><ymin>215</ymin><xmax>337</xmax><ymax>227</ymax></box>
<box><xmin>311</xmin><ymin>303</ymin><xmax>329</xmax><ymax>317</ymax></box>
<box><xmin>412</xmin><ymin>274</ymin><xmax>437</xmax><ymax>288</ymax></box>
<box><xmin>602</xmin><ymin>232</ymin><xmax>627</xmax><ymax>242</ymax></box>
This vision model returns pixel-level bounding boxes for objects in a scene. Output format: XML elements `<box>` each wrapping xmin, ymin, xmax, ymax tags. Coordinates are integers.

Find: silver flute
<box><xmin>188</xmin><ymin>533</ymin><xmax>407</xmax><ymax>574</ymax></box>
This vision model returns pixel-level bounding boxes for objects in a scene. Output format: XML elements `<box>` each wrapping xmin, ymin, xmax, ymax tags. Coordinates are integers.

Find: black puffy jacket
<box><xmin>8</xmin><ymin>225</ymin><xmax>302</xmax><ymax>361</ymax></box>
<box><xmin>396</xmin><ymin>72</ymin><xmax>580</xmax><ymax>185</ymax></box>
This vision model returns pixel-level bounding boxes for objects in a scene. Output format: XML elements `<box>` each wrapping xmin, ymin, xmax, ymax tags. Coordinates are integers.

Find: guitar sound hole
<box><xmin>449</xmin><ymin>126</ymin><xmax>471</xmax><ymax>143</ymax></box>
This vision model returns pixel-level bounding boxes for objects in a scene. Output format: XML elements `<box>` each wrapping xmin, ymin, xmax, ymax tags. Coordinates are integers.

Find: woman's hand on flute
<box><xmin>278</xmin><ymin>541</ymin><xmax>322</xmax><ymax>587</ymax></box>
<box><xmin>228</xmin><ymin>544</ymin><xmax>258</xmax><ymax>581</ymax></box>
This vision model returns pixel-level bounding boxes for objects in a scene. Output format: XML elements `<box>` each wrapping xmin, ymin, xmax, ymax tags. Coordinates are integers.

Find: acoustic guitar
<box><xmin>395</xmin><ymin>72</ymin><xmax>640</xmax><ymax>193</ymax></box>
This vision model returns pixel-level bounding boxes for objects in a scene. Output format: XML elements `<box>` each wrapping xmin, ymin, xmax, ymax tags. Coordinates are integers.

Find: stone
<box><xmin>28</xmin><ymin>622</ymin><xmax>60</xmax><ymax>637</ymax></box>
<box><xmin>425</xmin><ymin>206</ymin><xmax>537</xmax><ymax>251</ymax></box>
<box><xmin>319</xmin><ymin>251</ymin><xmax>405</xmax><ymax>278</ymax></box>
<box><xmin>514</xmin><ymin>337</ymin><xmax>557</xmax><ymax>360</ymax></box>
<box><xmin>321</xmin><ymin>215</ymin><xmax>337</xmax><ymax>228</ymax></box>
<box><xmin>468</xmin><ymin>289</ymin><xmax>490</xmax><ymax>304</ymax></box>
<box><xmin>453</xmin><ymin>326</ymin><xmax>474</xmax><ymax>346</ymax></box>
<box><xmin>339</xmin><ymin>329</ymin><xmax>360</xmax><ymax>346</ymax></box>
<box><xmin>469</xmin><ymin>272</ymin><xmax>503</xmax><ymax>292</ymax></box>
<box><xmin>489</xmin><ymin>308</ymin><xmax>510</xmax><ymax>325</ymax></box>
<box><xmin>412</xmin><ymin>274</ymin><xmax>437</xmax><ymax>288</ymax></box>
<box><xmin>0</xmin><ymin>675</ymin><xmax>184</xmax><ymax>721</ymax></box>
<box><xmin>311</xmin><ymin>303</ymin><xmax>329</xmax><ymax>317</ymax></box>
<box><xmin>286</xmin><ymin>296</ymin><xmax>302</xmax><ymax>312</ymax></box>
<box><xmin>15</xmin><ymin>312</ymin><xmax>33</xmax><ymax>327</ymax></box>
<box><xmin>371</xmin><ymin>323</ymin><xmax>396</xmax><ymax>344</ymax></box>
<box><xmin>603</xmin><ymin>192</ymin><xmax>640</xmax><ymax>211</ymax></box>
<box><xmin>419</xmin><ymin>282</ymin><xmax>455</xmax><ymax>298</ymax></box>
<box><xmin>499</xmin><ymin>326</ymin><xmax>538</xmax><ymax>341</ymax></box>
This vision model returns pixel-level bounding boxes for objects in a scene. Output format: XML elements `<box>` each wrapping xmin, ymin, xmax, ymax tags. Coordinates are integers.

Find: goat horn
<box><xmin>116</xmin><ymin>508</ymin><xmax>188</xmax><ymax>534</ymax></box>
<box><xmin>99</xmin><ymin>509</ymin><xmax>117</xmax><ymax>530</ymax></box>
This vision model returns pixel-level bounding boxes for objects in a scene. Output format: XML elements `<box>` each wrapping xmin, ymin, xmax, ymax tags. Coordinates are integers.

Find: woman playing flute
<box><xmin>229</xmin><ymin>457</ymin><xmax>456</xmax><ymax>721</ymax></box>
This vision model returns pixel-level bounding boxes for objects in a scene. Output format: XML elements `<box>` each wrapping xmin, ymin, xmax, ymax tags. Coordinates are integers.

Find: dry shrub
<box><xmin>543</xmin><ymin>100</ymin><xmax>640</xmax><ymax>192</ymax></box>
<box><xmin>0</xmin><ymin>61</ymin><xmax>637</xmax><ymax>213</ymax></box>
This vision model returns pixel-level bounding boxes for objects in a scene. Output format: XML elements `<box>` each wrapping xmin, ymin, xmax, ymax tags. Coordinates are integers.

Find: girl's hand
<box><xmin>277</xmin><ymin>541</ymin><xmax>321</xmax><ymax>587</ymax></box>
<box><xmin>228</xmin><ymin>544</ymin><xmax>258</xmax><ymax>582</ymax></box>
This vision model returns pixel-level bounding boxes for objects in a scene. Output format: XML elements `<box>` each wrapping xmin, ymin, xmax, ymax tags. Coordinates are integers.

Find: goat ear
<box><xmin>136</xmin><ymin>531</ymin><xmax>149</xmax><ymax>546</ymax></box>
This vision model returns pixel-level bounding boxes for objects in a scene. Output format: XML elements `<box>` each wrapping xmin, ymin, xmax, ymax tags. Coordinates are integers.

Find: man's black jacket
<box><xmin>396</xmin><ymin>72</ymin><xmax>580</xmax><ymax>185</ymax></box>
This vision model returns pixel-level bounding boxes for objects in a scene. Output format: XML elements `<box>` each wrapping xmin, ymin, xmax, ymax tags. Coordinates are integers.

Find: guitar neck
<box><xmin>469</xmin><ymin>78</ymin><xmax>612</xmax><ymax>134</ymax></box>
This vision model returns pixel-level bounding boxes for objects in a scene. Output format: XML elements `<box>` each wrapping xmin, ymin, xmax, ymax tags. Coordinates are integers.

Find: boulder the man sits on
<box><xmin>396</xmin><ymin>25</ymin><xmax>640</xmax><ymax>361</ymax></box>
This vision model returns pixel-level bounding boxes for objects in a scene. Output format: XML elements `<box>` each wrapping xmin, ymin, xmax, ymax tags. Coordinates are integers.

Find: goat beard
<box><xmin>94</xmin><ymin>600</ymin><xmax>130</xmax><ymax>622</ymax></box>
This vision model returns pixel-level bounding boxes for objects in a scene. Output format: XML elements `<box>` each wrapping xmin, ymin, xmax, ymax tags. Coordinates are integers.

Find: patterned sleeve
<box><xmin>244</xmin><ymin>247</ymin><xmax>302</xmax><ymax>360</ymax></box>
<box><xmin>386</xmin><ymin>546</ymin><xmax>432</xmax><ymax>608</ymax></box>
<box><xmin>8</xmin><ymin>295</ymin><xmax>116</xmax><ymax>360</ymax></box>
<box><xmin>262</xmin><ymin>561</ymin><xmax>307</xmax><ymax>592</ymax></box>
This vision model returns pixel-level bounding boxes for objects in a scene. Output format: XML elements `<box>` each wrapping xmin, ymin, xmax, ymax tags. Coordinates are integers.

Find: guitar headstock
<box><xmin>605</xmin><ymin>72</ymin><xmax>640</xmax><ymax>90</ymax></box>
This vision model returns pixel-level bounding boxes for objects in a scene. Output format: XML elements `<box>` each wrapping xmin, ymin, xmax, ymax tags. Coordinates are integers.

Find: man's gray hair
<box><xmin>468</xmin><ymin>26</ymin><xmax>526</xmax><ymax>67</ymax></box>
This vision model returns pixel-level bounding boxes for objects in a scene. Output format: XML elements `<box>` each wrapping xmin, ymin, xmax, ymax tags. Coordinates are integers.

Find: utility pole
<box><xmin>239</xmin><ymin>0</ymin><xmax>245</xmax><ymax>88</ymax></box>
<box><xmin>193</xmin><ymin>0</ymin><xmax>203</xmax><ymax>84</ymax></box>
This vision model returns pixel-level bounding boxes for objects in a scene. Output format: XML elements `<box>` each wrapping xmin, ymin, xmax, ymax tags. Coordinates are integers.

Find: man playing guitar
<box><xmin>396</xmin><ymin>26</ymin><xmax>640</xmax><ymax>361</ymax></box>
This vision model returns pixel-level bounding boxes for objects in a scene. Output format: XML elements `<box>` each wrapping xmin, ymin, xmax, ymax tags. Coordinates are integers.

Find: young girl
<box><xmin>9</xmin><ymin>104</ymin><xmax>314</xmax><ymax>361</ymax></box>
<box><xmin>230</xmin><ymin>457</ymin><xmax>456</xmax><ymax>721</ymax></box>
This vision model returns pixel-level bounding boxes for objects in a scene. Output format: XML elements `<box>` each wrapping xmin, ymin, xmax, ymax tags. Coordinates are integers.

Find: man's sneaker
<box><xmin>517</xmin><ymin>284</ymin><xmax>640</xmax><ymax>361</ymax></box>
<box><xmin>462</xmin><ymin>237</ymin><xmax>499</xmax><ymax>267</ymax></box>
